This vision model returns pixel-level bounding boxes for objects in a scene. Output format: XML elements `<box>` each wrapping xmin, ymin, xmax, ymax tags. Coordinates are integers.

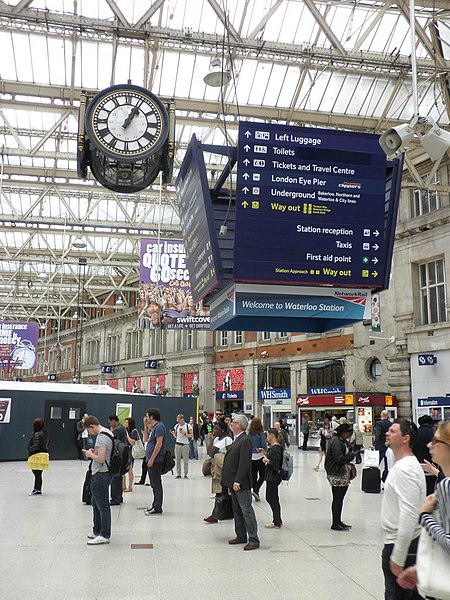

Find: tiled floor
<box><xmin>1</xmin><ymin>447</ymin><xmax>385</xmax><ymax>600</ymax></box>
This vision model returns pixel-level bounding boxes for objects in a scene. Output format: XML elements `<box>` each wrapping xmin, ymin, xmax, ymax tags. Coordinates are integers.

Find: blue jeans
<box><xmin>189</xmin><ymin>439</ymin><xmax>198</xmax><ymax>460</ymax></box>
<box><xmin>91</xmin><ymin>471</ymin><xmax>112</xmax><ymax>539</ymax></box>
<box><xmin>229</xmin><ymin>488</ymin><xmax>259</xmax><ymax>545</ymax></box>
<box><xmin>148</xmin><ymin>461</ymin><xmax>163</xmax><ymax>511</ymax></box>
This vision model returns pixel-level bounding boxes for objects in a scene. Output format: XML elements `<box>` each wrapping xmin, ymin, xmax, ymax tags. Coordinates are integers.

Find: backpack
<box><xmin>280</xmin><ymin>450</ymin><xmax>293</xmax><ymax>481</ymax></box>
<box><xmin>161</xmin><ymin>449</ymin><xmax>175</xmax><ymax>475</ymax></box>
<box><xmin>99</xmin><ymin>431</ymin><xmax>131</xmax><ymax>476</ymax></box>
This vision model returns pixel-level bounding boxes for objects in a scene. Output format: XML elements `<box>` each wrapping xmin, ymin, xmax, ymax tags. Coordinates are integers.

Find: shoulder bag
<box><xmin>416</xmin><ymin>514</ymin><xmax>450</xmax><ymax>600</ymax></box>
<box><xmin>131</xmin><ymin>430</ymin><xmax>146</xmax><ymax>460</ymax></box>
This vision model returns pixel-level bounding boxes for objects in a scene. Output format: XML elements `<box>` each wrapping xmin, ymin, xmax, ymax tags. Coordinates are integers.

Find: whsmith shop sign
<box><xmin>258</xmin><ymin>388</ymin><xmax>291</xmax><ymax>403</ymax></box>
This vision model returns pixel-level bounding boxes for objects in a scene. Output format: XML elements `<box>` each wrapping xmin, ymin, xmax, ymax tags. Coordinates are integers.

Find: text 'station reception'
<box><xmin>234</xmin><ymin>122</ymin><xmax>387</xmax><ymax>289</ymax></box>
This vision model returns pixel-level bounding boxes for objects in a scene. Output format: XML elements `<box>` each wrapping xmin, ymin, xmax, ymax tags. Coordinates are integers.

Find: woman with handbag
<box><xmin>27</xmin><ymin>418</ymin><xmax>49</xmax><ymax>496</ymax></box>
<box><xmin>397</xmin><ymin>420</ymin><xmax>450</xmax><ymax>599</ymax></box>
<box><xmin>124</xmin><ymin>417</ymin><xmax>142</xmax><ymax>492</ymax></box>
<box><xmin>324</xmin><ymin>423</ymin><xmax>356</xmax><ymax>531</ymax></box>
<box><xmin>203</xmin><ymin>420</ymin><xmax>233</xmax><ymax>523</ymax></box>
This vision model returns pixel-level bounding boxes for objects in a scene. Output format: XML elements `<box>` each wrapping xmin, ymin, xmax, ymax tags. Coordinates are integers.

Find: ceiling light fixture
<box><xmin>72</xmin><ymin>235</ymin><xmax>87</xmax><ymax>249</ymax></box>
<box><xmin>116</xmin><ymin>296</ymin><xmax>124</xmax><ymax>305</ymax></box>
<box><xmin>38</xmin><ymin>272</ymin><xmax>48</xmax><ymax>279</ymax></box>
<box><xmin>203</xmin><ymin>57</ymin><xmax>231</xmax><ymax>88</ymax></box>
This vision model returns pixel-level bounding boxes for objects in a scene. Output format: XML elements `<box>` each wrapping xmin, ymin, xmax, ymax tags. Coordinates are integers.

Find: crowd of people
<box><xmin>26</xmin><ymin>409</ymin><xmax>450</xmax><ymax>596</ymax></box>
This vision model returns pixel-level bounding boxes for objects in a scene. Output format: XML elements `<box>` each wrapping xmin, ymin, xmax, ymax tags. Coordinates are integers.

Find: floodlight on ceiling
<box><xmin>72</xmin><ymin>235</ymin><xmax>87</xmax><ymax>249</ymax></box>
<box><xmin>115</xmin><ymin>296</ymin><xmax>124</xmax><ymax>305</ymax></box>
<box><xmin>379</xmin><ymin>0</ymin><xmax>450</xmax><ymax>163</ymax></box>
<box><xmin>203</xmin><ymin>57</ymin><xmax>231</xmax><ymax>88</ymax></box>
<box><xmin>38</xmin><ymin>272</ymin><xmax>48</xmax><ymax>279</ymax></box>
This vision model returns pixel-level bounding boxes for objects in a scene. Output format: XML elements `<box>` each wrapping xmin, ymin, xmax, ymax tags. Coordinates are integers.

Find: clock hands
<box><xmin>122</xmin><ymin>105</ymin><xmax>140</xmax><ymax>129</ymax></box>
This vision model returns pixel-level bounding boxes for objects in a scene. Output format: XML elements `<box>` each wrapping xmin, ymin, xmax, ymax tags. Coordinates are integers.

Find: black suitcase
<box><xmin>82</xmin><ymin>467</ymin><xmax>92</xmax><ymax>505</ymax></box>
<box><xmin>212</xmin><ymin>495</ymin><xmax>233</xmax><ymax>520</ymax></box>
<box><xmin>361</xmin><ymin>466</ymin><xmax>381</xmax><ymax>493</ymax></box>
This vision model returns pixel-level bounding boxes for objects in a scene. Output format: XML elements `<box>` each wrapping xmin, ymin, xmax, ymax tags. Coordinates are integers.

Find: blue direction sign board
<box><xmin>234</xmin><ymin>122</ymin><xmax>388</xmax><ymax>288</ymax></box>
<box><xmin>176</xmin><ymin>135</ymin><xmax>222</xmax><ymax>304</ymax></box>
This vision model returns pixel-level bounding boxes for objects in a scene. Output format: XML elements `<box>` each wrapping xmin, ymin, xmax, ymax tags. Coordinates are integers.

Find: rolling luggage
<box><xmin>361</xmin><ymin>466</ymin><xmax>381</xmax><ymax>493</ymax></box>
<box><xmin>82</xmin><ymin>466</ymin><xmax>92</xmax><ymax>505</ymax></box>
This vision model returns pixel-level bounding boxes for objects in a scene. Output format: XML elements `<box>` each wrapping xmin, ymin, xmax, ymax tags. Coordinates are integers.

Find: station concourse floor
<box><xmin>1</xmin><ymin>446</ymin><xmax>386</xmax><ymax>600</ymax></box>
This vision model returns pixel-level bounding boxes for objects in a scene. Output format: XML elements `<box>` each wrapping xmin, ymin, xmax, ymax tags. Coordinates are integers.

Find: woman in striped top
<box><xmin>397</xmin><ymin>420</ymin><xmax>450</xmax><ymax>592</ymax></box>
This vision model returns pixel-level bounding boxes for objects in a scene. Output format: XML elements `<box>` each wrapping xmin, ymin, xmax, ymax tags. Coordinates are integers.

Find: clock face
<box><xmin>11</xmin><ymin>345</ymin><xmax>36</xmax><ymax>369</ymax></box>
<box><xmin>85</xmin><ymin>84</ymin><xmax>169</xmax><ymax>162</ymax></box>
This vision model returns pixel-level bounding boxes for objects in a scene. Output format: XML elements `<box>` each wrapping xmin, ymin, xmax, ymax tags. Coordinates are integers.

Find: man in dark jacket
<box><xmin>413</xmin><ymin>414</ymin><xmax>436</xmax><ymax>494</ymax></box>
<box><xmin>222</xmin><ymin>414</ymin><xmax>259</xmax><ymax>551</ymax></box>
<box><xmin>374</xmin><ymin>410</ymin><xmax>391</xmax><ymax>478</ymax></box>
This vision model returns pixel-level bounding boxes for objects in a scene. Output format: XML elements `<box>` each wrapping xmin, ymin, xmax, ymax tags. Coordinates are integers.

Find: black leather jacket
<box><xmin>324</xmin><ymin>435</ymin><xmax>354</xmax><ymax>475</ymax></box>
<box><xmin>27</xmin><ymin>430</ymin><xmax>49</xmax><ymax>456</ymax></box>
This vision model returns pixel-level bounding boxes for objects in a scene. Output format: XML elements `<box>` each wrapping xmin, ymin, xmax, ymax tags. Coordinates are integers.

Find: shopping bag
<box><xmin>417</xmin><ymin>520</ymin><xmax>450</xmax><ymax>600</ymax></box>
<box><xmin>211</xmin><ymin>495</ymin><xmax>233</xmax><ymax>520</ymax></box>
<box><xmin>363</xmin><ymin>448</ymin><xmax>379</xmax><ymax>467</ymax></box>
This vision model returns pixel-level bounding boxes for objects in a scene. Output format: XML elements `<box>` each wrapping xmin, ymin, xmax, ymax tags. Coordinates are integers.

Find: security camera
<box><xmin>419</xmin><ymin>124</ymin><xmax>450</xmax><ymax>161</ymax></box>
<box><xmin>379</xmin><ymin>123</ymin><xmax>415</xmax><ymax>158</ymax></box>
<box><xmin>261</xmin><ymin>350</ymin><xmax>269</xmax><ymax>358</ymax></box>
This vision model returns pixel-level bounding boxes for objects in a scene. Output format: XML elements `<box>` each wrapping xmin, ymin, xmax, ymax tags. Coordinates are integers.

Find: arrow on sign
<box><xmin>244</xmin><ymin>131</ymin><xmax>251</xmax><ymax>138</ymax></box>
<box><xmin>372</xmin><ymin>257</ymin><xmax>379</xmax><ymax>264</ymax></box>
<box><xmin>242</xmin><ymin>201</ymin><xmax>249</xmax><ymax>208</ymax></box>
<box><xmin>244</xmin><ymin>145</ymin><xmax>250</xmax><ymax>152</ymax></box>
<box><xmin>242</xmin><ymin>187</ymin><xmax>249</xmax><ymax>194</ymax></box>
<box><xmin>372</xmin><ymin>243</ymin><xmax>379</xmax><ymax>250</ymax></box>
<box><xmin>243</xmin><ymin>158</ymin><xmax>250</xmax><ymax>165</ymax></box>
<box><xmin>373</xmin><ymin>230</ymin><xmax>380</xmax><ymax>237</ymax></box>
<box><xmin>371</xmin><ymin>271</ymin><xmax>378</xmax><ymax>277</ymax></box>
<box><xmin>242</xmin><ymin>173</ymin><xmax>249</xmax><ymax>180</ymax></box>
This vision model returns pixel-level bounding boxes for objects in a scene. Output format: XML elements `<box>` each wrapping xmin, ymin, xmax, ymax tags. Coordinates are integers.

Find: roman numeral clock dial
<box><xmin>85</xmin><ymin>84</ymin><xmax>169</xmax><ymax>162</ymax></box>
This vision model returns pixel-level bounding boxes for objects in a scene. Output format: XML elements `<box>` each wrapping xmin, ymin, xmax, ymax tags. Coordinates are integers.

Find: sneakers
<box><xmin>87</xmin><ymin>535</ymin><xmax>110</xmax><ymax>545</ymax></box>
<box><xmin>184</xmin><ymin>475</ymin><xmax>188</xmax><ymax>479</ymax></box>
<box><xmin>144</xmin><ymin>507</ymin><xmax>162</xmax><ymax>515</ymax></box>
<box><xmin>87</xmin><ymin>533</ymin><xmax>98</xmax><ymax>539</ymax></box>
<box><xmin>265</xmin><ymin>523</ymin><xmax>281</xmax><ymax>529</ymax></box>
<box><xmin>175</xmin><ymin>475</ymin><xmax>182</xmax><ymax>479</ymax></box>
<box><xmin>29</xmin><ymin>490</ymin><xmax>42</xmax><ymax>496</ymax></box>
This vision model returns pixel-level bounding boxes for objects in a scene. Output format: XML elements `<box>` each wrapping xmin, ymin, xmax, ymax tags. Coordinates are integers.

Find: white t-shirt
<box><xmin>175</xmin><ymin>422</ymin><xmax>192</xmax><ymax>444</ymax></box>
<box><xmin>380</xmin><ymin>454</ymin><xmax>426</xmax><ymax>566</ymax></box>
<box><xmin>213</xmin><ymin>436</ymin><xmax>233</xmax><ymax>453</ymax></box>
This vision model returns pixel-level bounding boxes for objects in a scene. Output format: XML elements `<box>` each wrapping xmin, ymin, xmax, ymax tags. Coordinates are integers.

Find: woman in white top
<box><xmin>397</xmin><ymin>420</ymin><xmax>450</xmax><ymax>596</ymax></box>
<box><xmin>204</xmin><ymin>420</ymin><xmax>233</xmax><ymax>523</ymax></box>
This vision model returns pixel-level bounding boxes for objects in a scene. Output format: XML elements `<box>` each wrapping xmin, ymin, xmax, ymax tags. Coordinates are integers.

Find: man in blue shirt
<box><xmin>143</xmin><ymin>408</ymin><xmax>166</xmax><ymax>515</ymax></box>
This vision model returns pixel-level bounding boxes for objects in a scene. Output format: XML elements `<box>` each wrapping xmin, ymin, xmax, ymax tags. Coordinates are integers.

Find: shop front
<box><xmin>416</xmin><ymin>396</ymin><xmax>450</xmax><ymax>423</ymax></box>
<box><xmin>296</xmin><ymin>392</ymin><xmax>397</xmax><ymax>448</ymax></box>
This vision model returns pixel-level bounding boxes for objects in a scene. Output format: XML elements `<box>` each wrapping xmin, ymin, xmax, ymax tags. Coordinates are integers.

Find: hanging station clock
<box><xmin>85</xmin><ymin>84</ymin><xmax>169</xmax><ymax>163</ymax></box>
<box><xmin>79</xmin><ymin>84</ymin><xmax>174</xmax><ymax>193</ymax></box>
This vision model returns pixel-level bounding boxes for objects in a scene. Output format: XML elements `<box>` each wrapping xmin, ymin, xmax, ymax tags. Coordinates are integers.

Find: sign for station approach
<box><xmin>234</xmin><ymin>122</ymin><xmax>388</xmax><ymax>289</ymax></box>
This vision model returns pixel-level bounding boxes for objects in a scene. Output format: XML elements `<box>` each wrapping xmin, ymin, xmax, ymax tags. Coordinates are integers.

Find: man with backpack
<box><xmin>82</xmin><ymin>415</ymin><xmax>113</xmax><ymax>545</ymax></box>
<box><xmin>108</xmin><ymin>415</ymin><xmax>127</xmax><ymax>505</ymax></box>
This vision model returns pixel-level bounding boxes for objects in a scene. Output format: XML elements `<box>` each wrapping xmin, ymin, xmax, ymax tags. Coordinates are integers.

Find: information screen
<box><xmin>234</xmin><ymin>122</ymin><xmax>387</xmax><ymax>288</ymax></box>
<box><xmin>175</xmin><ymin>135</ymin><xmax>221</xmax><ymax>303</ymax></box>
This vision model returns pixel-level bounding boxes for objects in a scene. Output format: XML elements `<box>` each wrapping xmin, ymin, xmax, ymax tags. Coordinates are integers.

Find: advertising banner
<box><xmin>0</xmin><ymin>322</ymin><xmax>39</xmax><ymax>370</ymax></box>
<box><xmin>149</xmin><ymin>374</ymin><xmax>166</xmax><ymax>395</ymax></box>
<box><xmin>215</xmin><ymin>368</ymin><xmax>244</xmax><ymax>400</ymax></box>
<box><xmin>183</xmin><ymin>372</ymin><xmax>199</xmax><ymax>396</ymax></box>
<box><xmin>0</xmin><ymin>398</ymin><xmax>12</xmax><ymax>423</ymax></box>
<box><xmin>107</xmin><ymin>379</ymin><xmax>119</xmax><ymax>390</ymax></box>
<box><xmin>138</xmin><ymin>238</ymin><xmax>210</xmax><ymax>330</ymax></box>
<box><xmin>126</xmin><ymin>376</ymin><xmax>142</xmax><ymax>393</ymax></box>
